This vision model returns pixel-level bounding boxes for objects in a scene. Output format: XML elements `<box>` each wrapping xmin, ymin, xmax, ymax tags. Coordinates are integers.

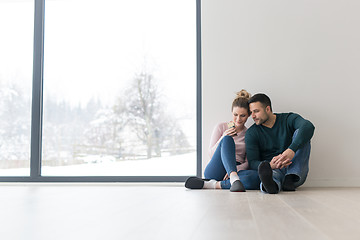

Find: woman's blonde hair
<box><xmin>231</xmin><ymin>89</ymin><xmax>251</xmax><ymax>115</ymax></box>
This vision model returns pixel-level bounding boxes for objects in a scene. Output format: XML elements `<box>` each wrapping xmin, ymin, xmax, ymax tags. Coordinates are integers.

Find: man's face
<box><xmin>249</xmin><ymin>102</ymin><xmax>270</xmax><ymax>125</ymax></box>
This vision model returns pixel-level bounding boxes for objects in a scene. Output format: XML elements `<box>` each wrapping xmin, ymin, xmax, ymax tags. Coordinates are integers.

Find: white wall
<box><xmin>201</xmin><ymin>0</ymin><xmax>360</xmax><ymax>187</ymax></box>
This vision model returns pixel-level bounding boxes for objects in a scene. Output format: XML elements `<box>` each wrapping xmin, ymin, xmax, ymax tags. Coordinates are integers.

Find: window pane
<box><xmin>42</xmin><ymin>0</ymin><xmax>196</xmax><ymax>176</ymax></box>
<box><xmin>0</xmin><ymin>0</ymin><xmax>33</xmax><ymax>176</ymax></box>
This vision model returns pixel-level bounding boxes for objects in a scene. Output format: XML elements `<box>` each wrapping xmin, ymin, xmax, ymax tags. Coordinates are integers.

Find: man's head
<box><xmin>248</xmin><ymin>93</ymin><xmax>272</xmax><ymax>125</ymax></box>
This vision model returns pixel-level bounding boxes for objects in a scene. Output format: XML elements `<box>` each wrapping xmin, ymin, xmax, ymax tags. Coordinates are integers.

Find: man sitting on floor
<box><xmin>245</xmin><ymin>93</ymin><xmax>315</xmax><ymax>194</ymax></box>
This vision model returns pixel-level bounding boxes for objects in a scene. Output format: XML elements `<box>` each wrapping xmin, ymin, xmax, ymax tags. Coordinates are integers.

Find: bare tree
<box><xmin>125</xmin><ymin>71</ymin><xmax>190</xmax><ymax>159</ymax></box>
<box><xmin>125</xmin><ymin>72</ymin><xmax>161</xmax><ymax>158</ymax></box>
<box><xmin>83</xmin><ymin>98</ymin><xmax>128</xmax><ymax>158</ymax></box>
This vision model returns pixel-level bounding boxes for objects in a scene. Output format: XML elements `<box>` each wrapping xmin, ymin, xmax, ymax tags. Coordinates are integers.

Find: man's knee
<box><xmin>293</xmin><ymin>141</ymin><xmax>311</xmax><ymax>163</ymax></box>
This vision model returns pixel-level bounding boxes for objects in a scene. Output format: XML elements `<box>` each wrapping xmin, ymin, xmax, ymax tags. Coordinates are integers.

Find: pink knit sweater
<box><xmin>208</xmin><ymin>122</ymin><xmax>249</xmax><ymax>171</ymax></box>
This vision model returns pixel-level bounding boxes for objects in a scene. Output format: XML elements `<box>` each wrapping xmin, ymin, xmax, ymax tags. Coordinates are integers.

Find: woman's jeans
<box><xmin>260</xmin><ymin>130</ymin><xmax>311</xmax><ymax>193</ymax></box>
<box><xmin>204</xmin><ymin>136</ymin><xmax>260</xmax><ymax>190</ymax></box>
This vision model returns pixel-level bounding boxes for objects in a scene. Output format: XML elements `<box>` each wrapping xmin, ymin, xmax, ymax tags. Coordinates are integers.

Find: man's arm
<box><xmin>287</xmin><ymin>113</ymin><xmax>315</xmax><ymax>152</ymax></box>
<box><xmin>275</xmin><ymin>113</ymin><xmax>315</xmax><ymax>168</ymax></box>
<box><xmin>245</xmin><ymin>129</ymin><xmax>263</xmax><ymax>170</ymax></box>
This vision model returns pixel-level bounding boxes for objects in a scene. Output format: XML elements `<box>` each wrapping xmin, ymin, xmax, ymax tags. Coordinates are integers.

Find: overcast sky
<box><xmin>43</xmin><ymin>0</ymin><xmax>196</xmax><ymax>115</ymax></box>
<box><xmin>0</xmin><ymin>0</ymin><xmax>196</xmax><ymax>118</ymax></box>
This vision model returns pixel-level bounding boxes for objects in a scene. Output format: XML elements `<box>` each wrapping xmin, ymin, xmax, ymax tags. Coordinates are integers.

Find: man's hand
<box><xmin>270</xmin><ymin>155</ymin><xmax>282</xmax><ymax>169</ymax></box>
<box><xmin>270</xmin><ymin>149</ymin><xmax>295</xmax><ymax>169</ymax></box>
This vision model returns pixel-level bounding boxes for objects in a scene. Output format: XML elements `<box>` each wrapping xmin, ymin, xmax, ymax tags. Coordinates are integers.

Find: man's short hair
<box><xmin>248</xmin><ymin>93</ymin><xmax>272</xmax><ymax>112</ymax></box>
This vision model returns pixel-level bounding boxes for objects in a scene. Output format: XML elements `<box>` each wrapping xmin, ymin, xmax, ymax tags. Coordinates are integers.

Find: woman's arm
<box><xmin>209</xmin><ymin>122</ymin><xmax>237</xmax><ymax>158</ymax></box>
<box><xmin>208</xmin><ymin>123</ymin><xmax>225</xmax><ymax>158</ymax></box>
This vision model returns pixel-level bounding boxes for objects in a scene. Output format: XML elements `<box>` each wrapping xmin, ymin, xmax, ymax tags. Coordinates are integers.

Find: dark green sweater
<box><xmin>245</xmin><ymin>113</ymin><xmax>315</xmax><ymax>170</ymax></box>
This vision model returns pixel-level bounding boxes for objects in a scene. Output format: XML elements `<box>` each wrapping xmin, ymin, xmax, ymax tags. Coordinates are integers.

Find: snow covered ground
<box><xmin>0</xmin><ymin>152</ymin><xmax>197</xmax><ymax>177</ymax></box>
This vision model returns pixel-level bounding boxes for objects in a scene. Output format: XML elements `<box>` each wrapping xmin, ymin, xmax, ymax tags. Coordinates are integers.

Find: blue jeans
<box><xmin>204</xmin><ymin>136</ymin><xmax>260</xmax><ymax>190</ymax></box>
<box><xmin>260</xmin><ymin>131</ymin><xmax>311</xmax><ymax>193</ymax></box>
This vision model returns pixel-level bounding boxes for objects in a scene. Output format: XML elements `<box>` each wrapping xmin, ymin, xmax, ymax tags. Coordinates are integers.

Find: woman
<box><xmin>185</xmin><ymin>90</ymin><xmax>260</xmax><ymax>192</ymax></box>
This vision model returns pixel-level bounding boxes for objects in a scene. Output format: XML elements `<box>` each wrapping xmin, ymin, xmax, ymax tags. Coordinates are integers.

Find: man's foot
<box><xmin>258</xmin><ymin>162</ymin><xmax>278</xmax><ymax>194</ymax></box>
<box><xmin>230</xmin><ymin>180</ymin><xmax>246</xmax><ymax>192</ymax></box>
<box><xmin>283</xmin><ymin>174</ymin><xmax>296</xmax><ymax>191</ymax></box>
<box><xmin>185</xmin><ymin>177</ymin><xmax>208</xmax><ymax>189</ymax></box>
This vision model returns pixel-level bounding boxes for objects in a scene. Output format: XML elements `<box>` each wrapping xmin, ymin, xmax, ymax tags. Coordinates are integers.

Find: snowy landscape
<box><xmin>0</xmin><ymin>152</ymin><xmax>196</xmax><ymax>176</ymax></box>
<box><xmin>0</xmin><ymin>0</ymin><xmax>197</xmax><ymax>177</ymax></box>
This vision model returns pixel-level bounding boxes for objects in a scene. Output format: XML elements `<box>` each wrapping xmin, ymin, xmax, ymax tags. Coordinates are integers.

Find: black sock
<box><xmin>258</xmin><ymin>162</ymin><xmax>278</xmax><ymax>194</ymax></box>
<box><xmin>283</xmin><ymin>174</ymin><xmax>297</xmax><ymax>191</ymax></box>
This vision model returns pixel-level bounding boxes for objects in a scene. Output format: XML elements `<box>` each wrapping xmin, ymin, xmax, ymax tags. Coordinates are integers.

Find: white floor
<box><xmin>0</xmin><ymin>184</ymin><xmax>359</xmax><ymax>240</ymax></box>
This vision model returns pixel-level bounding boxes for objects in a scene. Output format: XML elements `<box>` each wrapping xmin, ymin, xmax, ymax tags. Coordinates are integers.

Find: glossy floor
<box><xmin>0</xmin><ymin>184</ymin><xmax>359</xmax><ymax>240</ymax></box>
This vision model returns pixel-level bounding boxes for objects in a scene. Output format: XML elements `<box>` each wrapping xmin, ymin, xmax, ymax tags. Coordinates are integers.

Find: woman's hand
<box><xmin>223</xmin><ymin>127</ymin><xmax>237</xmax><ymax>137</ymax></box>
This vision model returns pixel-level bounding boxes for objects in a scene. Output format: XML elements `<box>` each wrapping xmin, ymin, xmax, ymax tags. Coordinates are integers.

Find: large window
<box><xmin>0</xmin><ymin>0</ymin><xmax>33</xmax><ymax>176</ymax></box>
<box><xmin>42</xmin><ymin>0</ymin><xmax>197</xmax><ymax>176</ymax></box>
<box><xmin>0</xmin><ymin>0</ymin><xmax>201</xmax><ymax>180</ymax></box>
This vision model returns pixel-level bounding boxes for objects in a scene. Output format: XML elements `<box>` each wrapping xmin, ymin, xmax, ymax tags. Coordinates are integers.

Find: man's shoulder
<box><xmin>276</xmin><ymin>112</ymin><xmax>302</xmax><ymax>121</ymax></box>
<box><xmin>246</xmin><ymin>124</ymin><xmax>260</xmax><ymax>136</ymax></box>
<box><xmin>277</xmin><ymin>112</ymin><xmax>301</xmax><ymax>117</ymax></box>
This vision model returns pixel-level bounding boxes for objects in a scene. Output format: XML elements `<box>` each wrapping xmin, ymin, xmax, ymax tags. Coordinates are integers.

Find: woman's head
<box><xmin>232</xmin><ymin>89</ymin><xmax>251</xmax><ymax>114</ymax></box>
<box><xmin>231</xmin><ymin>89</ymin><xmax>251</xmax><ymax>128</ymax></box>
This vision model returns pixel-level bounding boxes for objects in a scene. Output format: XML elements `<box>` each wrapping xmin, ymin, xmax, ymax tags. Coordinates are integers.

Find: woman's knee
<box><xmin>221</xmin><ymin>135</ymin><xmax>235</xmax><ymax>147</ymax></box>
<box><xmin>204</xmin><ymin>166</ymin><xmax>224</xmax><ymax>181</ymax></box>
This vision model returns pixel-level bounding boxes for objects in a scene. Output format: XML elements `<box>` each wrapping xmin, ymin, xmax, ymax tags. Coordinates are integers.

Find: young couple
<box><xmin>185</xmin><ymin>90</ymin><xmax>315</xmax><ymax>194</ymax></box>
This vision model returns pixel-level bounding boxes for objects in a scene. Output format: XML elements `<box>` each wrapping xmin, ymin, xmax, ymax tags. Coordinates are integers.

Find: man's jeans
<box><xmin>205</xmin><ymin>135</ymin><xmax>260</xmax><ymax>190</ymax></box>
<box><xmin>260</xmin><ymin>130</ymin><xmax>311</xmax><ymax>193</ymax></box>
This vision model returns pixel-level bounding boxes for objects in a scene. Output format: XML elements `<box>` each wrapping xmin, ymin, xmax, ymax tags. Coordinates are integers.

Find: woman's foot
<box><xmin>230</xmin><ymin>180</ymin><xmax>246</xmax><ymax>192</ymax></box>
<box><xmin>185</xmin><ymin>177</ymin><xmax>211</xmax><ymax>189</ymax></box>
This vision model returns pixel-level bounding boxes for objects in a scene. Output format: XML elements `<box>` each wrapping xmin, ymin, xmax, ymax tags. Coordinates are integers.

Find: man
<box><xmin>245</xmin><ymin>93</ymin><xmax>315</xmax><ymax>194</ymax></box>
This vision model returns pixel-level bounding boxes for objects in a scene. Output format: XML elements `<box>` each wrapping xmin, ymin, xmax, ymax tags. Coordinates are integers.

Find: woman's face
<box><xmin>232</xmin><ymin>106</ymin><xmax>249</xmax><ymax>128</ymax></box>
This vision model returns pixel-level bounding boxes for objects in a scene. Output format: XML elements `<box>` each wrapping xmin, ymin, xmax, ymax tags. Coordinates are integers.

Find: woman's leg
<box><xmin>216</xmin><ymin>136</ymin><xmax>245</xmax><ymax>191</ymax></box>
<box><xmin>202</xmin><ymin>136</ymin><xmax>244</xmax><ymax>191</ymax></box>
<box><xmin>204</xmin><ymin>141</ymin><xmax>227</xmax><ymax>181</ymax></box>
<box><xmin>220</xmin><ymin>170</ymin><xmax>260</xmax><ymax>190</ymax></box>
<box><xmin>186</xmin><ymin>139</ymin><xmax>227</xmax><ymax>190</ymax></box>
<box><xmin>204</xmin><ymin>136</ymin><xmax>237</xmax><ymax>180</ymax></box>
<box><xmin>219</xmin><ymin>136</ymin><xmax>238</xmax><ymax>176</ymax></box>
<box><xmin>184</xmin><ymin>136</ymin><xmax>227</xmax><ymax>190</ymax></box>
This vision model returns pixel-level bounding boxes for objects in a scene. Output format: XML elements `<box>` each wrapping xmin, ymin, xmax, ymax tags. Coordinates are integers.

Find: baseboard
<box><xmin>302</xmin><ymin>178</ymin><xmax>360</xmax><ymax>187</ymax></box>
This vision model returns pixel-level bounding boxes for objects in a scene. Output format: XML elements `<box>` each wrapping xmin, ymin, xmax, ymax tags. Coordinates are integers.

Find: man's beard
<box><xmin>257</xmin><ymin>115</ymin><xmax>269</xmax><ymax>125</ymax></box>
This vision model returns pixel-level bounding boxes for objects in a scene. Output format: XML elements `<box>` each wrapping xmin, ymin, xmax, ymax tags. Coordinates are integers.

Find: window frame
<box><xmin>0</xmin><ymin>0</ymin><xmax>202</xmax><ymax>182</ymax></box>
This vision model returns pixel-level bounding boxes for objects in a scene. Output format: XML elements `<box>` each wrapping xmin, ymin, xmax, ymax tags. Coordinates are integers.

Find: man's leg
<box><xmin>284</xmin><ymin>142</ymin><xmax>311</xmax><ymax>190</ymax></box>
<box><xmin>283</xmin><ymin>130</ymin><xmax>311</xmax><ymax>190</ymax></box>
<box><xmin>259</xmin><ymin>162</ymin><xmax>284</xmax><ymax>194</ymax></box>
